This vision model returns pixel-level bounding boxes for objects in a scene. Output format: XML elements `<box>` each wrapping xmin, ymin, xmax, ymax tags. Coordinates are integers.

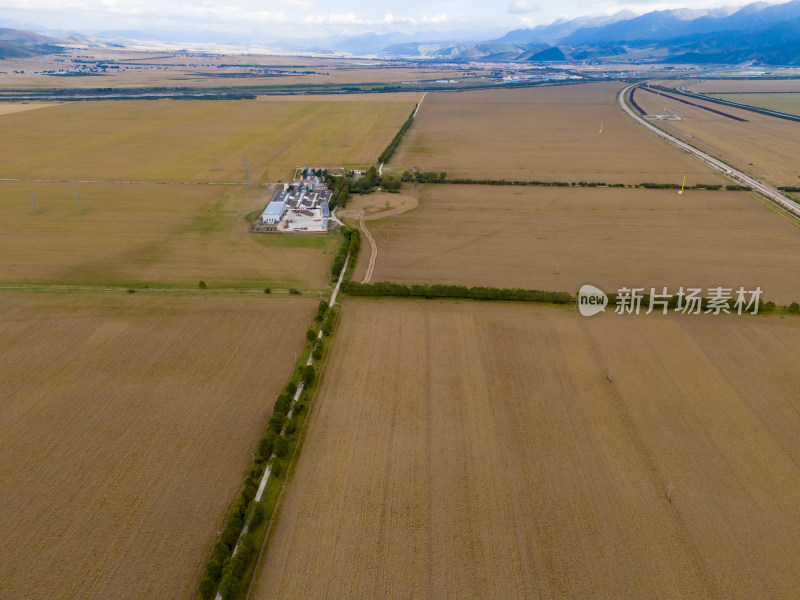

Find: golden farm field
<box><xmin>0</xmin><ymin>181</ymin><xmax>338</xmax><ymax>289</ymax></box>
<box><xmin>0</xmin><ymin>94</ymin><xmax>419</xmax><ymax>183</ymax></box>
<box><xmin>351</xmin><ymin>184</ymin><xmax>800</xmax><ymax>305</ymax></box>
<box><xmin>705</xmin><ymin>92</ymin><xmax>800</xmax><ymax>116</ymax></box>
<box><xmin>0</xmin><ymin>291</ymin><xmax>315</xmax><ymax>600</ymax></box>
<box><xmin>687</xmin><ymin>79</ymin><xmax>800</xmax><ymax>93</ymax></box>
<box><xmin>391</xmin><ymin>82</ymin><xmax>724</xmax><ymax>186</ymax></box>
<box><xmin>0</xmin><ymin>101</ymin><xmax>58</xmax><ymax>115</ymax></box>
<box><xmin>632</xmin><ymin>88</ymin><xmax>800</xmax><ymax>188</ymax></box>
<box><xmin>251</xmin><ymin>299</ymin><xmax>800</xmax><ymax>599</ymax></box>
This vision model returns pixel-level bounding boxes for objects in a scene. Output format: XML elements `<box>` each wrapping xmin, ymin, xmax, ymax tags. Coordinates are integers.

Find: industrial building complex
<box><xmin>254</xmin><ymin>167</ymin><xmax>331</xmax><ymax>233</ymax></box>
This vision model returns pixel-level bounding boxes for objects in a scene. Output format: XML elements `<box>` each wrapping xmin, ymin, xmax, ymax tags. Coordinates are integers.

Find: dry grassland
<box><xmin>251</xmin><ymin>299</ymin><xmax>800</xmax><ymax>599</ymax></box>
<box><xmin>0</xmin><ymin>291</ymin><xmax>315</xmax><ymax>600</ymax></box>
<box><xmin>340</xmin><ymin>190</ymin><xmax>419</xmax><ymax>219</ymax></box>
<box><xmin>0</xmin><ymin>102</ymin><xmax>58</xmax><ymax>115</ymax></box>
<box><xmin>0</xmin><ymin>95</ymin><xmax>419</xmax><ymax>183</ymax></box>
<box><xmin>0</xmin><ymin>181</ymin><xmax>337</xmax><ymax>289</ymax></box>
<box><xmin>633</xmin><ymin>88</ymin><xmax>800</xmax><ymax>188</ymax></box>
<box><xmin>391</xmin><ymin>82</ymin><xmax>724</xmax><ymax>186</ymax></box>
<box><xmin>705</xmin><ymin>92</ymin><xmax>800</xmax><ymax>116</ymax></box>
<box><xmin>351</xmin><ymin>184</ymin><xmax>800</xmax><ymax>305</ymax></box>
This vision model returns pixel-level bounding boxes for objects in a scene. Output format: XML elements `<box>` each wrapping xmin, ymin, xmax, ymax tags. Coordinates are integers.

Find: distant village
<box><xmin>253</xmin><ymin>167</ymin><xmax>332</xmax><ymax>234</ymax></box>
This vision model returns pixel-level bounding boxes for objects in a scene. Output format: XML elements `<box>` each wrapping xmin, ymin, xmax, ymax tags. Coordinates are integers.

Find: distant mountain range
<box><xmin>404</xmin><ymin>0</ymin><xmax>800</xmax><ymax>64</ymax></box>
<box><xmin>3</xmin><ymin>1</ymin><xmax>800</xmax><ymax>65</ymax></box>
<box><xmin>326</xmin><ymin>0</ymin><xmax>800</xmax><ymax>65</ymax></box>
<box><xmin>0</xmin><ymin>27</ymin><xmax>63</xmax><ymax>59</ymax></box>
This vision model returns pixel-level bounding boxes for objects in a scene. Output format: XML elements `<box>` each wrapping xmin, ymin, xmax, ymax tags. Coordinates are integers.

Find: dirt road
<box><xmin>358</xmin><ymin>214</ymin><xmax>377</xmax><ymax>284</ymax></box>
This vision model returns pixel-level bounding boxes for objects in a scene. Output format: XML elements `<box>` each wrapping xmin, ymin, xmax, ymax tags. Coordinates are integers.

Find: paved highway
<box><xmin>617</xmin><ymin>84</ymin><xmax>800</xmax><ymax>221</ymax></box>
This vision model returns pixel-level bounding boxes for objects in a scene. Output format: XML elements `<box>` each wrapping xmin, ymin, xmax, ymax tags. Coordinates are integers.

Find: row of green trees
<box><xmin>197</xmin><ymin>301</ymin><xmax>338</xmax><ymax>600</ymax></box>
<box><xmin>331</xmin><ymin>227</ymin><xmax>359</xmax><ymax>278</ymax></box>
<box><xmin>379</xmin><ymin>105</ymin><xmax>417</xmax><ymax>164</ymax></box>
<box><xmin>343</xmin><ymin>282</ymin><xmax>798</xmax><ymax>315</ymax></box>
<box><xmin>327</xmin><ymin>167</ymin><xmax>404</xmax><ymax>204</ymax></box>
<box><xmin>197</xmin><ymin>386</ymin><xmax>285</xmax><ymax>600</ymax></box>
<box><xmin>395</xmin><ymin>171</ymin><xmax>742</xmax><ymax>191</ymax></box>
<box><xmin>400</xmin><ymin>170</ymin><xmax>447</xmax><ymax>183</ymax></box>
<box><xmin>343</xmin><ymin>281</ymin><xmax>572</xmax><ymax>304</ymax></box>
<box><xmin>328</xmin><ymin>178</ymin><xmax>351</xmax><ymax>210</ymax></box>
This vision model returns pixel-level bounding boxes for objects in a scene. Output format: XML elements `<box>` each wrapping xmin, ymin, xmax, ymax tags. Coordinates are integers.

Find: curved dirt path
<box><xmin>358</xmin><ymin>213</ymin><xmax>378</xmax><ymax>284</ymax></box>
<box><xmin>363</xmin><ymin>195</ymin><xmax>418</xmax><ymax>221</ymax></box>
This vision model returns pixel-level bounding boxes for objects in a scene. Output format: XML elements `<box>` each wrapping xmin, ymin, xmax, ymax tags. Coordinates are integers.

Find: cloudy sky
<box><xmin>0</xmin><ymin>0</ymin><xmax>769</xmax><ymax>37</ymax></box>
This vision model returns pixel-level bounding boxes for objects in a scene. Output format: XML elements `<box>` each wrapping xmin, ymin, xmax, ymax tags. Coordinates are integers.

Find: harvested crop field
<box><xmin>0</xmin><ymin>181</ymin><xmax>337</xmax><ymax>289</ymax></box>
<box><xmin>0</xmin><ymin>102</ymin><xmax>58</xmax><ymax>115</ymax></box>
<box><xmin>0</xmin><ymin>95</ymin><xmax>419</xmax><ymax>183</ymax></box>
<box><xmin>251</xmin><ymin>299</ymin><xmax>800</xmax><ymax>599</ymax></box>
<box><xmin>685</xmin><ymin>79</ymin><xmax>800</xmax><ymax>93</ymax></box>
<box><xmin>351</xmin><ymin>184</ymin><xmax>800</xmax><ymax>305</ymax></box>
<box><xmin>631</xmin><ymin>88</ymin><xmax>800</xmax><ymax>188</ymax></box>
<box><xmin>339</xmin><ymin>190</ymin><xmax>419</xmax><ymax>219</ymax></box>
<box><xmin>0</xmin><ymin>291</ymin><xmax>315</xmax><ymax>600</ymax></box>
<box><xmin>705</xmin><ymin>93</ymin><xmax>800</xmax><ymax>116</ymax></box>
<box><xmin>390</xmin><ymin>82</ymin><xmax>723</xmax><ymax>186</ymax></box>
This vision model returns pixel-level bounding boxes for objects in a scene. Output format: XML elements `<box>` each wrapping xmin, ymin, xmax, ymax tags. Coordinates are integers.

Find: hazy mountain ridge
<box><xmin>3</xmin><ymin>1</ymin><xmax>800</xmax><ymax>65</ymax></box>
<box><xmin>405</xmin><ymin>0</ymin><xmax>800</xmax><ymax>64</ymax></box>
<box><xmin>0</xmin><ymin>27</ymin><xmax>64</xmax><ymax>59</ymax></box>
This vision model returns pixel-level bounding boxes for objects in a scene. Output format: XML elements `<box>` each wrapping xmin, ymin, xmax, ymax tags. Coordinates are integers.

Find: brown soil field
<box><xmin>251</xmin><ymin>299</ymin><xmax>800</xmax><ymax>599</ymax></box>
<box><xmin>350</xmin><ymin>184</ymin><xmax>800</xmax><ymax>305</ymax></box>
<box><xmin>686</xmin><ymin>79</ymin><xmax>800</xmax><ymax>93</ymax></box>
<box><xmin>632</xmin><ymin>87</ymin><xmax>800</xmax><ymax>188</ymax></box>
<box><xmin>0</xmin><ymin>291</ymin><xmax>315</xmax><ymax>600</ymax></box>
<box><xmin>705</xmin><ymin>93</ymin><xmax>800</xmax><ymax>116</ymax></box>
<box><xmin>0</xmin><ymin>95</ymin><xmax>418</xmax><ymax>183</ymax></box>
<box><xmin>390</xmin><ymin>82</ymin><xmax>725</xmax><ymax>186</ymax></box>
<box><xmin>0</xmin><ymin>102</ymin><xmax>58</xmax><ymax>115</ymax></box>
<box><xmin>0</xmin><ymin>181</ymin><xmax>337</xmax><ymax>289</ymax></box>
<box><xmin>339</xmin><ymin>191</ymin><xmax>419</xmax><ymax>219</ymax></box>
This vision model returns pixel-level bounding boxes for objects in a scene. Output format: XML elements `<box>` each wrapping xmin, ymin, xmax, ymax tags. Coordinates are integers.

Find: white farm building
<box><xmin>261</xmin><ymin>200</ymin><xmax>287</xmax><ymax>225</ymax></box>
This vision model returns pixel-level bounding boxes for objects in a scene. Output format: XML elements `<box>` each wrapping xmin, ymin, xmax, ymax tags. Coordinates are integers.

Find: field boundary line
<box><xmin>412</xmin><ymin>91</ymin><xmax>427</xmax><ymax>118</ymax></box>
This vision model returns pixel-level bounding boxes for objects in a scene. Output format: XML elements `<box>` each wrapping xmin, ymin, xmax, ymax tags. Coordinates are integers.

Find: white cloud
<box><xmin>508</xmin><ymin>0</ymin><xmax>538</xmax><ymax>14</ymax></box>
<box><xmin>422</xmin><ymin>12</ymin><xmax>448</xmax><ymax>23</ymax></box>
<box><xmin>301</xmin><ymin>11</ymin><xmax>446</xmax><ymax>28</ymax></box>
